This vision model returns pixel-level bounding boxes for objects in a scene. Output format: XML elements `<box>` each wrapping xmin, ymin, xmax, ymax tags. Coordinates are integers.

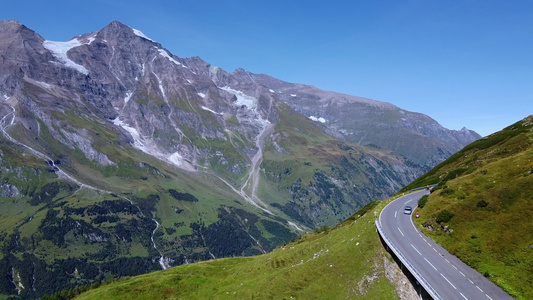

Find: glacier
<box><xmin>43</xmin><ymin>39</ymin><xmax>89</xmax><ymax>75</ymax></box>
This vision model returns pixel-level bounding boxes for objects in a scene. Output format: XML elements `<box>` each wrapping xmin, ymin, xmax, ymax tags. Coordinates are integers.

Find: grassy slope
<box><xmin>75</xmin><ymin>201</ymin><xmax>401</xmax><ymax>300</ymax></box>
<box><xmin>405</xmin><ymin>116</ymin><xmax>533</xmax><ymax>299</ymax></box>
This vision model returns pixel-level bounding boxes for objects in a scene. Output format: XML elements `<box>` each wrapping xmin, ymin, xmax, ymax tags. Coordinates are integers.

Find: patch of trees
<box><xmin>165</xmin><ymin>227</ymin><xmax>176</xmax><ymax>235</ymax></box>
<box><xmin>29</xmin><ymin>181</ymin><xmax>77</xmax><ymax>206</ymax></box>
<box><xmin>92</xmin><ymin>215</ymin><xmax>120</xmax><ymax>224</ymax></box>
<box><xmin>85</xmin><ymin>200</ymin><xmax>139</xmax><ymax>216</ymax></box>
<box><xmin>271</xmin><ymin>202</ymin><xmax>314</xmax><ymax>228</ymax></box>
<box><xmin>131</xmin><ymin>194</ymin><xmax>160</xmax><ymax>215</ymax></box>
<box><xmin>190</xmin><ymin>207</ymin><xmax>266</xmax><ymax>258</ymax></box>
<box><xmin>168</xmin><ymin>189</ymin><xmax>199</xmax><ymax>202</ymax></box>
<box><xmin>39</xmin><ymin>209</ymin><xmax>110</xmax><ymax>246</ymax></box>
<box><xmin>0</xmin><ymin>252</ymin><xmax>159</xmax><ymax>299</ymax></box>
<box><xmin>287</xmin><ymin>178</ymin><xmax>310</xmax><ymax>201</ymax></box>
<box><xmin>260</xmin><ymin>220</ymin><xmax>296</xmax><ymax>246</ymax></box>
<box><xmin>311</xmin><ymin>170</ymin><xmax>346</xmax><ymax>208</ymax></box>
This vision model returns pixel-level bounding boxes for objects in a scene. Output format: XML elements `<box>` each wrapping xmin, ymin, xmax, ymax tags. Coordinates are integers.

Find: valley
<box><xmin>0</xmin><ymin>20</ymin><xmax>480</xmax><ymax>298</ymax></box>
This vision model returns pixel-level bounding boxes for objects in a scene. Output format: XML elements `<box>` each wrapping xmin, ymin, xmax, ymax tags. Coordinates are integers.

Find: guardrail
<box><xmin>405</xmin><ymin>184</ymin><xmax>437</xmax><ymax>194</ymax></box>
<box><xmin>375</xmin><ymin>219</ymin><xmax>443</xmax><ymax>300</ymax></box>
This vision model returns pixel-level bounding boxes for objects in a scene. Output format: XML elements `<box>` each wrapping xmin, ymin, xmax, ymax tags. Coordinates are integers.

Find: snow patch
<box><xmin>309</xmin><ymin>116</ymin><xmax>326</xmax><ymax>123</ymax></box>
<box><xmin>43</xmin><ymin>39</ymin><xmax>89</xmax><ymax>75</ymax></box>
<box><xmin>152</xmin><ymin>73</ymin><xmax>167</xmax><ymax>103</ymax></box>
<box><xmin>86</xmin><ymin>34</ymin><xmax>96</xmax><ymax>45</ymax></box>
<box><xmin>221</xmin><ymin>87</ymin><xmax>258</xmax><ymax>110</ymax></box>
<box><xmin>112</xmin><ymin>118</ymin><xmax>147</xmax><ymax>152</ymax></box>
<box><xmin>197</xmin><ymin>92</ymin><xmax>206</xmax><ymax>98</ymax></box>
<box><xmin>132</xmin><ymin>28</ymin><xmax>156</xmax><ymax>42</ymax></box>
<box><xmin>201</xmin><ymin>106</ymin><xmax>222</xmax><ymax>115</ymax></box>
<box><xmin>124</xmin><ymin>92</ymin><xmax>133</xmax><ymax>104</ymax></box>
<box><xmin>158</xmin><ymin>49</ymin><xmax>187</xmax><ymax>68</ymax></box>
<box><xmin>291</xmin><ymin>94</ymin><xmax>297</xmax><ymax>97</ymax></box>
<box><xmin>269</xmin><ymin>89</ymin><xmax>275</xmax><ymax>93</ymax></box>
<box><xmin>220</xmin><ymin>86</ymin><xmax>270</xmax><ymax>129</ymax></box>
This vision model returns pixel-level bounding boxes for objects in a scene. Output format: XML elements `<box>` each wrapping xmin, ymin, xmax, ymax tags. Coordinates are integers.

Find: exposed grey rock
<box><xmin>0</xmin><ymin>183</ymin><xmax>20</xmax><ymax>198</ymax></box>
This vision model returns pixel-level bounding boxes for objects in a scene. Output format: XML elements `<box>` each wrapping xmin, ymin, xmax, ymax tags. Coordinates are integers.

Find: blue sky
<box><xmin>2</xmin><ymin>0</ymin><xmax>532</xmax><ymax>136</ymax></box>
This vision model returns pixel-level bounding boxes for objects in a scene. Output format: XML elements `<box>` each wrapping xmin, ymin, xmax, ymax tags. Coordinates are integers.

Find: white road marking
<box><xmin>486</xmin><ymin>294</ymin><xmax>493</xmax><ymax>300</ymax></box>
<box><xmin>395</xmin><ymin>211</ymin><xmax>397</xmax><ymax>218</ymax></box>
<box><xmin>424</xmin><ymin>258</ymin><xmax>437</xmax><ymax>271</ymax></box>
<box><xmin>452</xmin><ymin>265</ymin><xmax>458</xmax><ymax>270</ymax></box>
<box><xmin>468</xmin><ymin>279</ymin><xmax>474</xmax><ymax>284</ymax></box>
<box><xmin>476</xmin><ymin>286</ymin><xmax>483</xmax><ymax>292</ymax></box>
<box><xmin>460</xmin><ymin>292</ymin><xmax>468</xmax><ymax>300</ymax></box>
<box><xmin>411</xmin><ymin>244</ymin><xmax>422</xmax><ymax>256</ymax></box>
<box><xmin>445</xmin><ymin>258</ymin><xmax>450</xmax><ymax>263</ymax></box>
<box><xmin>459</xmin><ymin>271</ymin><xmax>466</xmax><ymax>277</ymax></box>
<box><xmin>441</xmin><ymin>273</ymin><xmax>457</xmax><ymax>289</ymax></box>
<box><xmin>398</xmin><ymin>227</ymin><xmax>404</xmax><ymax>236</ymax></box>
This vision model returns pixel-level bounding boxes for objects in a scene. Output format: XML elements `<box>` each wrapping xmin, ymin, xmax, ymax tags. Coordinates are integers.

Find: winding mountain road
<box><xmin>379</xmin><ymin>190</ymin><xmax>513</xmax><ymax>300</ymax></box>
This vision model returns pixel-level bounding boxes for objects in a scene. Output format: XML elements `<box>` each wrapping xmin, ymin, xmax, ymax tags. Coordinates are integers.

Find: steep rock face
<box><xmin>0</xmin><ymin>20</ymin><xmax>478</xmax><ymax>298</ymax></box>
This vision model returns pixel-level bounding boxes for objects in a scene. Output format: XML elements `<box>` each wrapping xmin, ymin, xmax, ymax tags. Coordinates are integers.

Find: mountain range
<box><xmin>72</xmin><ymin>115</ymin><xmax>532</xmax><ymax>300</ymax></box>
<box><xmin>0</xmin><ymin>20</ymin><xmax>479</xmax><ymax>298</ymax></box>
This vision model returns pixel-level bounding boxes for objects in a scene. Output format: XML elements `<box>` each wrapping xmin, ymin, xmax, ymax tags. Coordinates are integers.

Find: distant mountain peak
<box><xmin>93</xmin><ymin>20</ymin><xmax>161</xmax><ymax>48</ymax></box>
<box><xmin>102</xmin><ymin>20</ymin><xmax>132</xmax><ymax>32</ymax></box>
<box><xmin>0</xmin><ymin>19</ymin><xmax>23</xmax><ymax>28</ymax></box>
<box><xmin>0</xmin><ymin>19</ymin><xmax>44</xmax><ymax>43</ymax></box>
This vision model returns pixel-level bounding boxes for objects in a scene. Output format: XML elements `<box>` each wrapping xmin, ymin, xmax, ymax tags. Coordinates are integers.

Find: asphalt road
<box><xmin>379</xmin><ymin>190</ymin><xmax>513</xmax><ymax>300</ymax></box>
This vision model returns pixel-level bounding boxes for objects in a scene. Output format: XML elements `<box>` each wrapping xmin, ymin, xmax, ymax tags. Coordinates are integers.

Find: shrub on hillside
<box><xmin>436</xmin><ymin>209</ymin><xmax>454</xmax><ymax>223</ymax></box>
<box><xmin>476</xmin><ymin>199</ymin><xmax>489</xmax><ymax>208</ymax></box>
<box><xmin>441</xmin><ymin>187</ymin><xmax>455</xmax><ymax>196</ymax></box>
<box><xmin>418</xmin><ymin>195</ymin><xmax>429</xmax><ymax>208</ymax></box>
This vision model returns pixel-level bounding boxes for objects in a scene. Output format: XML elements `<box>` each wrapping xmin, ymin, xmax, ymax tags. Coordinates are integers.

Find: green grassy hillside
<box><xmin>404</xmin><ymin>115</ymin><xmax>533</xmax><ymax>299</ymax></box>
<box><xmin>70</xmin><ymin>201</ymin><xmax>404</xmax><ymax>300</ymax></box>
